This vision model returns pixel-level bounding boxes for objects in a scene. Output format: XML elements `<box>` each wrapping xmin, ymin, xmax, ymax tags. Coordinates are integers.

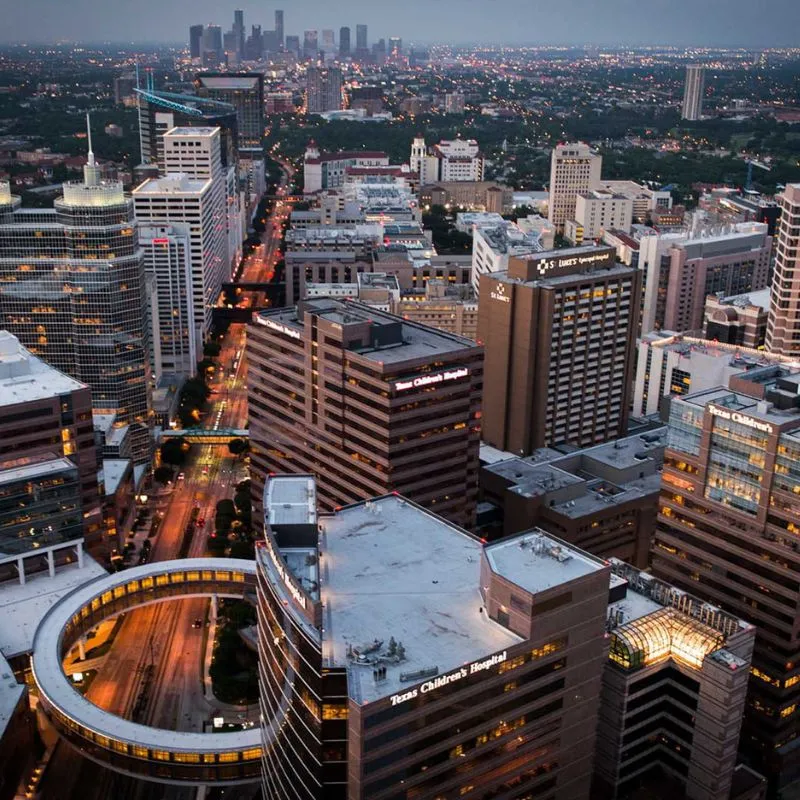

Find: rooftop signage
<box><xmin>389</xmin><ymin>651</ymin><xmax>508</xmax><ymax>706</ymax></box>
<box><xmin>263</xmin><ymin>534</ymin><xmax>307</xmax><ymax>609</ymax></box>
<box><xmin>394</xmin><ymin>367</ymin><xmax>469</xmax><ymax>392</ymax></box>
<box><xmin>708</xmin><ymin>404</ymin><xmax>774</xmax><ymax>435</ymax></box>
<box><xmin>258</xmin><ymin>317</ymin><xmax>302</xmax><ymax>341</ymax></box>
<box><xmin>531</xmin><ymin>248</ymin><xmax>614</xmax><ymax>277</ymax></box>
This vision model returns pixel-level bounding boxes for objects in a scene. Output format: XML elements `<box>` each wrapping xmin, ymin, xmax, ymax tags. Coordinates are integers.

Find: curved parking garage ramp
<box><xmin>31</xmin><ymin>559</ymin><xmax>262</xmax><ymax>785</ymax></box>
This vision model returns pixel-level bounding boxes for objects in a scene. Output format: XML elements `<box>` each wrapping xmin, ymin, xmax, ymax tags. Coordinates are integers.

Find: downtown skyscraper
<box><xmin>0</xmin><ymin>134</ymin><xmax>152</xmax><ymax>464</ymax></box>
<box><xmin>681</xmin><ymin>64</ymin><xmax>705</xmax><ymax>121</ymax></box>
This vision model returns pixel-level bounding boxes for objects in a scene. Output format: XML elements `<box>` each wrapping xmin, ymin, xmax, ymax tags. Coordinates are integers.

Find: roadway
<box><xmin>39</xmin><ymin>154</ymin><xmax>293</xmax><ymax>800</ymax></box>
<box><xmin>40</xmin><ymin>327</ymin><xmax>252</xmax><ymax>800</ymax></box>
<box><xmin>236</xmin><ymin>154</ymin><xmax>295</xmax><ymax>309</ymax></box>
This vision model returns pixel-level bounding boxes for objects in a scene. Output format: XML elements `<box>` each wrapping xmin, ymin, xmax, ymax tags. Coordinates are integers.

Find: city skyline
<box><xmin>2</xmin><ymin>0</ymin><xmax>800</xmax><ymax>47</ymax></box>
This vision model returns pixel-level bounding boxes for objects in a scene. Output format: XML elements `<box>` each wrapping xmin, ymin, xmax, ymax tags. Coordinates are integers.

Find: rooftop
<box><xmin>0</xmin><ymin>331</ymin><xmax>87</xmax><ymax>407</ymax></box>
<box><xmin>680</xmin><ymin>386</ymin><xmax>800</xmax><ymax>426</ymax></box>
<box><xmin>256</xmin><ymin>300</ymin><xmax>478</xmax><ymax>365</ymax></box>
<box><xmin>101</xmin><ymin>459</ymin><xmax>131</xmax><ymax>496</ymax></box>
<box><xmin>476</xmin><ymin>221</ymin><xmax>544</xmax><ymax>255</ymax></box>
<box><xmin>132</xmin><ymin>174</ymin><xmax>211</xmax><ymax>196</ymax></box>
<box><xmin>196</xmin><ymin>76</ymin><xmax>261</xmax><ymax>90</ymax></box>
<box><xmin>0</xmin><ymin>456</ymin><xmax>76</xmax><ymax>489</ymax></box>
<box><xmin>264</xmin><ymin>475</ymin><xmax>317</xmax><ymax>527</ymax></box>
<box><xmin>0</xmin><ymin>554</ymin><xmax>107</xmax><ymax>658</ymax></box>
<box><xmin>606</xmin><ymin>559</ymin><xmax>751</xmax><ymax>672</ymax></box>
<box><xmin>318</xmin><ymin>496</ymin><xmax>520</xmax><ymax>704</ymax></box>
<box><xmin>486</xmin><ymin>430</ymin><xmax>667</xmax><ymax>518</ymax></box>
<box><xmin>711</xmin><ymin>287</ymin><xmax>771</xmax><ymax>311</ymax></box>
<box><xmin>164</xmin><ymin>126</ymin><xmax>219</xmax><ymax>138</ymax></box>
<box><xmin>485</xmin><ymin>531</ymin><xmax>606</xmax><ymax>595</ymax></box>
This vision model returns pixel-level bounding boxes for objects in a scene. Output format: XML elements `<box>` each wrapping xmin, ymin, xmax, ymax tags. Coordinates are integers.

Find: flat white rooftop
<box><xmin>265</xmin><ymin>475</ymin><xmax>317</xmax><ymax>527</ymax></box>
<box><xmin>133</xmin><ymin>174</ymin><xmax>211</xmax><ymax>196</ymax></box>
<box><xmin>0</xmin><ymin>331</ymin><xmax>86</xmax><ymax>406</ymax></box>
<box><xmin>318</xmin><ymin>497</ymin><xmax>520</xmax><ymax>705</ymax></box>
<box><xmin>485</xmin><ymin>531</ymin><xmax>606</xmax><ymax>595</ymax></box>
<box><xmin>0</xmin><ymin>556</ymin><xmax>107</xmax><ymax>658</ymax></box>
<box><xmin>101</xmin><ymin>458</ymin><xmax>130</xmax><ymax>496</ymax></box>
<box><xmin>0</xmin><ymin>456</ymin><xmax>76</xmax><ymax>488</ymax></box>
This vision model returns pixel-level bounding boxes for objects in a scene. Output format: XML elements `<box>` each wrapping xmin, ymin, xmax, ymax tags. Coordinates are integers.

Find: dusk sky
<box><xmin>2</xmin><ymin>0</ymin><xmax>800</xmax><ymax>47</ymax></box>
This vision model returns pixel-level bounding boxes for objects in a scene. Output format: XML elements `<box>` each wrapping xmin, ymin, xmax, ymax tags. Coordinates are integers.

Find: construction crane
<box><xmin>743</xmin><ymin>157</ymin><xmax>771</xmax><ymax>192</ymax></box>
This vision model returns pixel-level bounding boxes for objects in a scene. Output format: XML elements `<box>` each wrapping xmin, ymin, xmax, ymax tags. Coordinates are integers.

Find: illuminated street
<box><xmin>37</xmin><ymin>155</ymin><xmax>290</xmax><ymax>800</ymax></box>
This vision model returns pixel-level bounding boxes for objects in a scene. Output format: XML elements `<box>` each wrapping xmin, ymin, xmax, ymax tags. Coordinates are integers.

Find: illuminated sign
<box><xmin>708</xmin><ymin>404</ymin><xmax>774</xmax><ymax>435</ymax></box>
<box><xmin>490</xmin><ymin>283</ymin><xmax>511</xmax><ymax>304</ymax></box>
<box><xmin>152</xmin><ymin>238</ymin><xmax>169</xmax><ymax>245</ymax></box>
<box><xmin>260</xmin><ymin>317</ymin><xmax>302</xmax><ymax>340</ymax></box>
<box><xmin>394</xmin><ymin>367</ymin><xmax>469</xmax><ymax>392</ymax></box>
<box><xmin>390</xmin><ymin>651</ymin><xmax>508</xmax><ymax>706</ymax></box>
<box><xmin>532</xmin><ymin>249</ymin><xmax>614</xmax><ymax>277</ymax></box>
<box><xmin>263</xmin><ymin>534</ymin><xmax>308</xmax><ymax>609</ymax></box>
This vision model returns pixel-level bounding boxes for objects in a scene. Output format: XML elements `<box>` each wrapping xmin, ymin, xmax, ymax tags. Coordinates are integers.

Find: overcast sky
<box><xmin>2</xmin><ymin>0</ymin><xmax>799</xmax><ymax>47</ymax></box>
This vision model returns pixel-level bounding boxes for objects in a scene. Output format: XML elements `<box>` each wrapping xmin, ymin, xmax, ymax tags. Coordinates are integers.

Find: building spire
<box><xmin>86</xmin><ymin>112</ymin><xmax>96</xmax><ymax>167</ymax></box>
<box><xmin>83</xmin><ymin>112</ymin><xmax>102</xmax><ymax>186</ymax></box>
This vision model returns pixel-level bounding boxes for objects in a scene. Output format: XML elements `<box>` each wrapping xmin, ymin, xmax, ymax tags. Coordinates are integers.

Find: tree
<box><xmin>153</xmin><ymin>465</ymin><xmax>173</xmax><ymax>485</ymax></box>
<box><xmin>203</xmin><ymin>340</ymin><xmax>221</xmax><ymax>358</ymax></box>
<box><xmin>215</xmin><ymin>498</ymin><xmax>236</xmax><ymax>532</ymax></box>
<box><xmin>160</xmin><ymin>438</ymin><xmax>188</xmax><ymax>466</ymax></box>
<box><xmin>228</xmin><ymin>438</ymin><xmax>248</xmax><ymax>456</ymax></box>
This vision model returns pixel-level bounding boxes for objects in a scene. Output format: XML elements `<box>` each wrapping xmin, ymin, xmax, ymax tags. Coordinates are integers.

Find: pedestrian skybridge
<box><xmin>159</xmin><ymin>429</ymin><xmax>249</xmax><ymax>445</ymax></box>
<box><xmin>31</xmin><ymin>559</ymin><xmax>261</xmax><ymax>785</ymax></box>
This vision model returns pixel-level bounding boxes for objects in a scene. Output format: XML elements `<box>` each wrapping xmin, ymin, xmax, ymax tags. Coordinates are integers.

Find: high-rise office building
<box><xmin>355</xmin><ymin>23</ymin><xmax>368</xmax><ymax>55</ymax></box>
<box><xmin>321</xmin><ymin>28</ymin><xmax>335</xmax><ymax>58</ymax></box>
<box><xmin>639</xmin><ymin>222</ymin><xmax>772</xmax><ymax>335</ymax></box>
<box><xmin>135</xmin><ymin>92</ymin><xmax>242</xmax><ymax>277</ymax></box>
<box><xmin>136</xmin><ymin>88</ymin><xmax>238</xmax><ymax>170</ymax></box>
<box><xmin>231</xmin><ymin>9</ymin><xmax>245</xmax><ymax>57</ymax></box>
<box><xmin>133</xmin><ymin>131</ymin><xmax>227</xmax><ymax>359</ymax></box>
<box><xmin>681</xmin><ymin>64</ymin><xmax>705</xmax><ymax>121</ymax></box>
<box><xmin>285</xmin><ymin>35</ymin><xmax>300</xmax><ymax>57</ymax></box>
<box><xmin>766</xmin><ymin>184</ymin><xmax>800</xmax><ymax>356</ymax></box>
<box><xmin>339</xmin><ymin>26</ymin><xmax>351</xmax><ymax>58</ymax></box>
<box><xmin>0</xmin><ymin>154</ymin><xmax>152</xmax><ymax>464</ymax></box>
<box><xmin>202</xmin><ymin>24</ymin><xmax>223</xmax><ymax>66</ymax></box>
<box><xmin>245</xmin><ymin>25</ymin><xmax>263</xmax><ymax>60</ymax></box>
<box><xmin>548</xmin><ymin>142</ymin><xmax>602</xmax><ymax>233</ymax></box>
<box><xmin>303</xmin><ymin>30</ymin><xmax>318</xmax><ymax>60</ymax></box>
<box><xmin>194</xmin><ymin>72</ymin><xmax>264</xmax><ymax>155</ymax></box>
<box><xmin>388</xmin><ymin>36</ymin><xmax>402</xmax><ymax>62</ymax></box>
<box><xmin>257</xmin><ymin>475</ymin><xmax>611</xmax><ymax>800</ymax></box>
<box><xmin>140</xmin><ymin>224</ymin><xmax>195</xmax><ymax>382</ymax></box>
<box><xmin>478</xmin><ymin>246</ymin><xmax>641</xmax><ymax>454</ymax></box>
<box><xmin>189</xmin><ymin>24</ymin><xmax>204</xmax><ymax>58</ymax></box>
<box><xmin>274</xmin><ymin>9</ymin><xmax>284</xmax><ymax>47</ymax></box>
<box><xmin>652</xmin><ymin>367</ymin><xmax>800</xmax><ymax>792</ymax></box>
<box><xmin>0</xmin><ymin>331</ymin><xmax>101</xmax><ymax>562</ymax></box>
<box><xmin>247</xmin><ymin>300</ymin><xmax>483</xmax><ymax>529</ymax></box>
<box><xmin>305</xmin><ymin>66</ymin><xmax>343</xmax><ymax>113</ymax></box>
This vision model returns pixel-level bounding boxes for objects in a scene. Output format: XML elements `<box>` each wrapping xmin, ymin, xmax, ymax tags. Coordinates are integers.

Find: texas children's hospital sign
<box><xmin>389</xmin><ymin>651</ymin><xmax>508</xmax><ymax>706</ymax></box>
<box><xmin>393</xmin><ymin>367</ymin><xmax>469</xmax><ymax>392</ymax></box>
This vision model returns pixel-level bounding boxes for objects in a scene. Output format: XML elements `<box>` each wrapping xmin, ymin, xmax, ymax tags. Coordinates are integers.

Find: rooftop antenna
<box><xmin>83</xmin><ymin>112</ymin><xmax>101</xmax><ymax>186</ymax></box>
<box><xmin>86</xmin><ymin>112</ymin><xmax>95</xmax><ymax>166</ymax></box>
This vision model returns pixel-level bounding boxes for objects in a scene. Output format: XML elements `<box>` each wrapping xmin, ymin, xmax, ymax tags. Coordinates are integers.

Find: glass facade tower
<box><xmin>0</xmin><ymin>171</ymin><xmax>152</xmax><ymax>464</ymax></box>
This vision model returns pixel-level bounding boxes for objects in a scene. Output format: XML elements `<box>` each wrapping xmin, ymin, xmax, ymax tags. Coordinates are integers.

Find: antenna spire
<box><xmin>83</xmin><ymin>112</ymin><xmax>102</xmax><ymax>186</ymax></box>
<box><xmin>86</xmin><ymin>112</ymin><xmax>95</xmax><ymax>167</ymax></box>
